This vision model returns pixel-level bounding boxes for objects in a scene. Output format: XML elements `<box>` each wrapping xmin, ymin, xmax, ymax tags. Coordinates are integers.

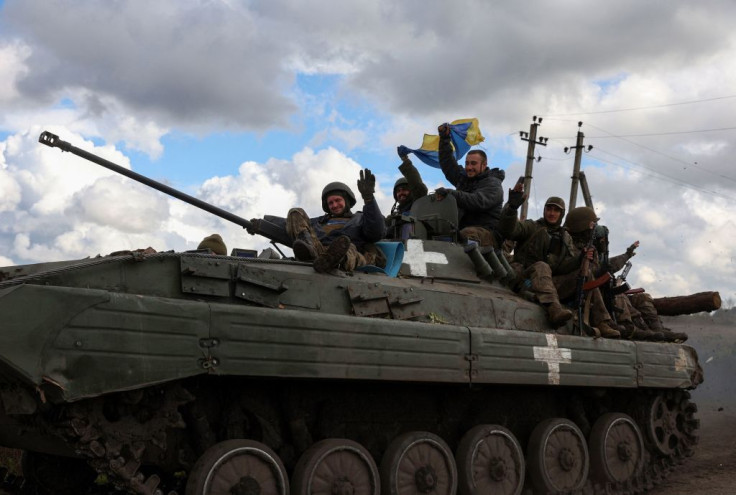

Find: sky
<box><xmin>0</xmin><ymin>0</ymin><xmax>735</xmax><ymax>303</ymax></box>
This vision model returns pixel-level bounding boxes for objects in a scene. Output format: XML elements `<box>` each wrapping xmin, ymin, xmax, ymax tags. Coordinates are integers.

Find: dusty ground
<box><xmin>647</xmin><ymin>312</ymin><xmax>736</xmax><ymax>494</ymax></box>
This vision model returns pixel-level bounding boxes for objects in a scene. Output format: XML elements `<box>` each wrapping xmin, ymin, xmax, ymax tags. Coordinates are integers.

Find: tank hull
<box><xmin>0</xmin><ymin>250</ymin><xmax>703</xmax><ymax>494</ymax></box>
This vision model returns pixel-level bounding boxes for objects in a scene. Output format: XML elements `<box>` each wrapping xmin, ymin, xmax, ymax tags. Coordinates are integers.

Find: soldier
<box><xmin>498</xmin><ymin>185</ymin><xmax>584</xmax><ymax>330</ymax></box>
<box><xmin>252</xmin><ymin>170</ymin><xmax>386</xmax><ymax>273</ymax></box>
<box><xmin>560</xmin><ymin>207</ymin><xmax>635</xmax><ymax>339</ymax></box>
<box><xmin>386</xmin><ymin>147</ymin><xmax>429</xmax><ymax>240</ymax></box>
<box><xmin>597</xmin><ymin>232</ymin><xmax>686</xmax><ymax>342</ymax></box>
<box><xmin>435</xmin><ymin>123</ymin><xmax>505</xmax><ymax>246</ymax></box>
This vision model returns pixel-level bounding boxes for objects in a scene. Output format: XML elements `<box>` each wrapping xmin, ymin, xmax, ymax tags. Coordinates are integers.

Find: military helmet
<box><xmin>564</xmin><ymin>206</ymin><xmax>599</xmax><ymax>233</ymax></box>
<box><xmin>393</xmin><ymin>177</ymin><xmax>409</xmax><ymax>201</ymax></box>
<box><xmin>321</xmin><ymin>181</ymin><xmax>357</xmax><ymax>213</ymax></box>
<box><xmin>545</xmin><ymin>197</ymin><xmax>566</xmax><ymax>211</ymax></box>
<box><xmin>543</xmin><ymin>196</ymin><xmax>566</xmax><ymax>226</ymax></box>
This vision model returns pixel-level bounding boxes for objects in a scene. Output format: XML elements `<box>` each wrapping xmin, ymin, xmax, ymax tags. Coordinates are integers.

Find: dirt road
<box><xmin>647</xmin><ymin>313</ymin><xmax>736</xmax><ymax>494</ymax></box>
<box><xmin>648</xmin><ymin>408</ymin><xmax>736</xmax><ymax>494</ymax></box>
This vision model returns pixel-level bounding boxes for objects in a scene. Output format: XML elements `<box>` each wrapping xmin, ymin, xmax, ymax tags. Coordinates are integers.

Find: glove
<box><xmin>357</xmin><ymin>169</ymin><xmax>376</xmax><ymax>201</ymax></box>
<box><xmin>437</xmin><ymin>123</ymin><xmax>451</xmax><ymax>137</ymax></box>
<box><xmin>397</xmin><ymin>145</ymin><xmax>412</xmax><ymax>159</ymax></box>
<box><xmin>626</xmin><ymin>241</ymin><xmax>639</xmax><ymax>257</ymax></box>
<box><xmin>435</xmin><ymin>187</ymin><xmax>452</xmax><ymax>198</ymax></box>
<box><xmin>507</xmin><ymin>188</ymin><xmax>526</xmax><ymax>210</ymax></box>
<box><xmin>246</xmin><ymin>218</ymin><xmax>261</xmax><ymax>235</ymax></box>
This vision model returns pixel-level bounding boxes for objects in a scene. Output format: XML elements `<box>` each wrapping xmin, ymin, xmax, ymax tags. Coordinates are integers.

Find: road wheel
<box><xmin>291</xmin><ymin>438</ymin><xmax>379</xmax><ymax>495</ymax></box>
<box><xmin>381</xmin><ymin>431</ymin><xmax>457</xmax><ymax>495</ymax></box>
<box><xmin>456</xmin><ymin>424</ymin><xmax>524</xmax><ymax>495</ymax></box>
<box><xmin>527</xmin><ymin>418</ymin><xmax>589</xmax><ymax>493</ymax></box>
<box><xmin>185</xmin><ymin>439</ymin><xmax>288</xmax><ymax>495</ymax></box>
<box><xmin>589</xmin><ymin>412</ymin><xmax>644</xmax><ymax>484</ymax></box>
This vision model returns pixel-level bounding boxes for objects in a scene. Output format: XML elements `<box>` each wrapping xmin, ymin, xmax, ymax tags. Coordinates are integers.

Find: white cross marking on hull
<box><xmin>403</xmin><ymin>239</ymin><xmax>449</xmax><ymax>277</ymax></box>
<box><xmin>533</xmin><ymin>333</ymin><xmax>572</xmax><ymax>385</ymax></box>
<box><xmin>674</xmin><ymin>348</ymin><xmax>690</xmax><ymax>372</ymax></box>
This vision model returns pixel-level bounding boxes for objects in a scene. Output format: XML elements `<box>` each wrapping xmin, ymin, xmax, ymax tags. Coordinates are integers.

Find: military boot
<box><xmin>632</xmin><ymin>315</ymin><xmax>650</xmax><ymax>330</ymax></box>
<box><xmin>314</xmin><ymin>235</ymin><xmax>351</xmax><ymax>273</ymax></box>
<box><xmin>642</xmin><ymin>314</ymin><xmax>665</xmax><ymax>331</ymax></box>
<box><xmin>547</xmin><ymin>302</ymin><xmax>573</xmax><ymax>328</ymax></box>
<box><xmin>597</xmin><ymin>321</ymin><xmax>621</xmax><ymax>339</ymax></box>
<box><xmin>660</xmin><ymin>329</ymin><xmax>689</xmax><ymax>343</ymax></box>
<box><xmin>619</xmin><ymin>322</ymin><xmax>661</xmax><ymax>341</ymax></box>
<box><xmin>292</xmin><ymin>231</ymin><xmax>318</xmax><ymax>262</ymax></box>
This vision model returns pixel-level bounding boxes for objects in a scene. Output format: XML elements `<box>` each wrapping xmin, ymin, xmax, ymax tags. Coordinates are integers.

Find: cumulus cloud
<box><xmin>0</xmin><ymin>0</ymin><xmax>734</xmax><ymax>302</ymax></box>
<box><xmin>0</xmin><ymin>126</ymin><xmax>389</xmax><ymax>263</ymax></box>
<box><xmin>0</xmin><ymin>40</ymin><xmax>30</xmax><ymax>105</ymax></box>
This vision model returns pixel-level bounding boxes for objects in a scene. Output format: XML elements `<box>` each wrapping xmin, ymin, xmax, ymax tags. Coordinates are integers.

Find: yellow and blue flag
<box><xmin>398</xmin><ymin>118</ymin><xmax>485</xmax><ymax>169</ymax></box>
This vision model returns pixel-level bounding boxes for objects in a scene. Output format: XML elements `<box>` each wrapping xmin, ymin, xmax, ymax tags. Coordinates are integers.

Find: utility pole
<box><xmin>564</xmin><ymin>122</ymin><xmax>592</xmax><ymax>210</ymax></box>
<box><xmin>579</xmin><ymin>171</ymin><xmax>594</xmax><ymax>210</ymax></box>
<box><xmin>519</xmin><ymin>116</ymin><xmax>548</xmax><ymax>220</ymax></box>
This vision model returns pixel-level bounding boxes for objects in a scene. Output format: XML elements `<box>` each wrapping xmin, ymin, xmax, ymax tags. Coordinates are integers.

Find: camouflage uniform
<box><xmin>386</xmin><ymin>158</ymin><xmax>429</xmax><ymax>240</ymax></box>
<box><xmin>566</xmin><ymin>232</ymin><xmax>623</xmax><ymax>332</ymax></box>
<box><xmin>438</xmin><ymin>134</ymin><xmax>505</xmax><ymax>246</ymax></box>
<box><xmin>600</xmin><ymin>236</ymin><xmax>679</xmax><ymax>340</ymax></box>
<box><xmin>498</xmin><ymin>198</ymin><xmax>579</xmax><ymax>326</ymax></box>
<box><xmin>285</xmin><ymin>208</ymin><xmax>385</xmax><ymax>271</ymax></box>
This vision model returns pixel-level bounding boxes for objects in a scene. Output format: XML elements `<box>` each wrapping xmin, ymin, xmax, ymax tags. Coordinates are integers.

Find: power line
<box><xmin>585</xmin><ymin>126</ymin><xmax>736</xmax><ymax>138</ymax></box>
<box><xmin>584</xmin><ymin>122</ymin><xmax>736</xmax><ymax>185</ymax></box>
<box><xmin>589</xmin><ymin>147</ymin><xmax>736</xmax><ymax>203</ymax></box>
<box><xmin>543</xmin><ymin>94</ymin><xmax>736</xmax><ymax>116</ymax></box>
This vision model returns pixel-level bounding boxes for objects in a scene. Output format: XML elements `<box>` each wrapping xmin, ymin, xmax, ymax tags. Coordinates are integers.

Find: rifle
<box><xmin>38</xmin><ymin>131</ymin><xmax>293</xmax><ymax>248</ymax></box>
<box><xmin>611</xmin><ymin>261</ymin><xmax>633</xmax><ymax>295</ymax></box>
<box><xmin>574</xmin><ymin>223</ymin><xmax>598</xmax><ymax>335</ymax></box>
<box><xmin>593</xmin><ymin>224</ymin><xmax>618</xmax><ymax>321</ymax></box>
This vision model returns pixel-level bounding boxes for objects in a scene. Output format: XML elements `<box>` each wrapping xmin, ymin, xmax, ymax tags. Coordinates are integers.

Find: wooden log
<box><xmin>652</xmin><ymin>291</ymin><xmax>721</xmax><ymax>316</ymax></box>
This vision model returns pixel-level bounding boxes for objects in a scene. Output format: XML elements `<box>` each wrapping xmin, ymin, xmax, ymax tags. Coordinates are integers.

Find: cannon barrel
<box><xmin>38</xmin><ymin>131</ymin><xmax>291</xmax><ymax>246</ymax></box>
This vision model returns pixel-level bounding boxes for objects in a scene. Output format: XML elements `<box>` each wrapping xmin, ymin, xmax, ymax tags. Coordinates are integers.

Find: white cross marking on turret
<box><xmin>403</xmin><ymin>239</ymin><xmax>449</xmax><ymax>277</ymax></box>
<box><xmin>533</xmin><ymin>333</ymin><xmax>572</xmax><ymax>385</ymax></box>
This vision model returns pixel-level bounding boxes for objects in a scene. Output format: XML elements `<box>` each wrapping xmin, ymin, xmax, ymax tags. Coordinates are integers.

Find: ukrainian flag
<box><xmin>398</xmin><ymin>118</ymin><xmax>485</xmax><ymax>169</ymax></box>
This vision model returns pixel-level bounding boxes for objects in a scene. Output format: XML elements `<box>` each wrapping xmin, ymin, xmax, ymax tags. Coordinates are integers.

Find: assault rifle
<box><xmin>38</xmin><ymin>131</ymin><xmax>293</xmax><ymax>249</ymax></box>
<box><xmin>612</xmin><ymin>261</ymin><xmax>633</xmax><ymax>295</ymax></box>
<box><xmin>574</xmin><ymin>223</ymin><xmax>599</xmax><ymax>335</ymax></box>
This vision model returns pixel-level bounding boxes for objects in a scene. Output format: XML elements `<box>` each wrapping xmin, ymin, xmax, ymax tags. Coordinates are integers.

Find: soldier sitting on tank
<box><xmin>434</xmin><ymin>122</ymin><xmax>505</xmax><ymax>247</ymax></box>
<box><xmin>386</xmin><ymin>146</ymin><xmax>429</xmax><ymax>240</ymax></box>
<box><xmin>542</xmin><ymin>206</ymin><xmax>634</xmax><ymax>339</ymax></box>
<box><xmin>594</xmin><ymin>229</ymin><xmax>686</xmax><ymax>342</ymax></box>
<box><xmin>252</xmin><ymin>170</ymin><xmax>386</xmax><ymax>273</ymax></box>
<box><xmin>497</xmin><ymin>186</ymin><xmax>582</xmax><ymax>329</ymax></box>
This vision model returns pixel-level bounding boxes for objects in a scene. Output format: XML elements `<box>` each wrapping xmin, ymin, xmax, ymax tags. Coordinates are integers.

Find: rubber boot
<box><xmin>292</xmin><ymin>231</ymin><xmax>317</xmax><ymax>262</ymax></box>
<box><xmin>547</xmin><ymin>302</ymin><xmax>573</xmax><ymax>328</ymax></box>
<box><xmin>313</xmin><ymin>235</ymin><xmax>351</xmax><ymax>273</ymax></box>
<box><xmin>597</xmin><ymin>321</ymin><xmax>621</xmax><ymax>339</ymax></box>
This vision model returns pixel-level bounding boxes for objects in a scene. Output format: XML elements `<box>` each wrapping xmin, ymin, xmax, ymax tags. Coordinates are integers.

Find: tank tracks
<box><xmin>584</xmin><ymin>389</ymin><xmax>700</xmax><ymax>495</ymax></box>
<box><xmin>2</xmin><ymin>388</ymin><xmax>699</xmax><ymax>495</ymax></box>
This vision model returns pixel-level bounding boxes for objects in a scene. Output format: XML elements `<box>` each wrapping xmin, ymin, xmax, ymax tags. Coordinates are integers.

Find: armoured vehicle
<box><xmin>0</xmin><ymin>132</ymin><xmax>702</xmax><ymax>495</ymax></box>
